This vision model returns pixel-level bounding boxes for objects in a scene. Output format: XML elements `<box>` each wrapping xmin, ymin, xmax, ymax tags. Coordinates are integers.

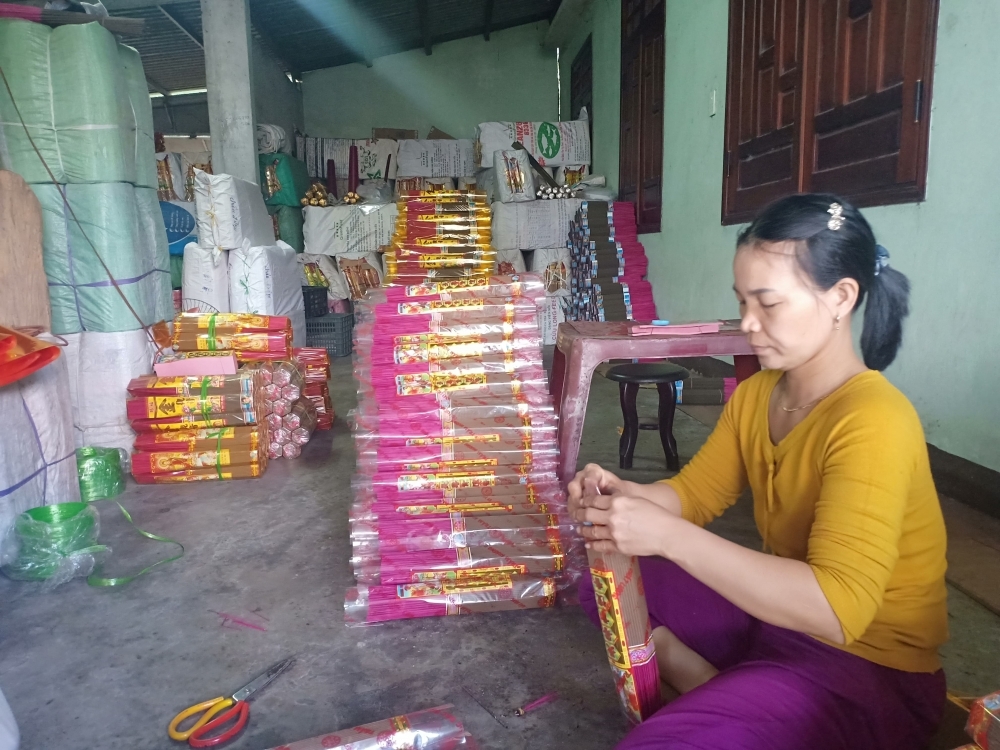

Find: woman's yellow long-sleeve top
<box><xmin>664</xmin><ymin>369</ymin><xmax>948</xmax><ymax>673</ymax></box>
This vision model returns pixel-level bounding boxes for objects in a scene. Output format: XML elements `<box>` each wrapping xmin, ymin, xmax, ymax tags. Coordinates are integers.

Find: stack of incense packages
<box><xmin>262</xmin><ymin>704</ymin><xmax>474</xmax><ymax>750</ymax></box>
<box><xmin>293</xmin><ymin>346</ymin><xmax>334</xmax><ymax>430</ymax></box>
<box><xmin>171</xmin><ymin>312</ymin><xmax>293</xmax><ymax>362</ymax></box>
<box><xmin>567</xmin><ymin>201</ymin><xmax>657</xmax><ymax>322</ymax></box>
<box><xmin>346</xmin><ymin>271</ymin><xmax>584</xmax><ymax>625</ymax></box>
<box><xmin>384</xmin><ymin>191</ymin><xmax>495</xmax><ymax>286</ymax></box>
<box><xmin>126</xmin><ymin>373</ymin><xmax>268</xmax><ymax>483</ymax></box>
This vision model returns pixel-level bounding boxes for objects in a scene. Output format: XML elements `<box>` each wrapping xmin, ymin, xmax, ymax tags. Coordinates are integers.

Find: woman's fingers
<box><xmin>576</xmin><ymin>507</ymin><xmax>611</xmax><ymax>526</ymax></box>
<box><xmin>586</xmin><ymin>539</ymin><xmax>621</xmax><ymax>554</ymax></box>
<box><xmin>575</xmin><ymin>493</ymin><xmax>612</xmax><ymax>513</ymax></box>
<box><xmin>578</xmin><ymin>522</ymin><xmax>613</xmax><ymax>540</ymax></box>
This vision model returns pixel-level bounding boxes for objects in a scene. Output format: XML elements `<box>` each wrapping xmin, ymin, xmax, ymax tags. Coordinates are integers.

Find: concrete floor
<box><xmin>1</xmin><ymin>358</ymin><xmax>998</xmax><ymax>749</ymax></box>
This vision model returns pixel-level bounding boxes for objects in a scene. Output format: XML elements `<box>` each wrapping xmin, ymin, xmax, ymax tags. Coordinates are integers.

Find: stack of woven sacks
<box><xmin>567</xmin><ymin>201</ymin><xmax>657</xmax><ymax>322</ymax></box>
<box><xmin>293</xmin><ymin>347</ymin><xmax>334</xmax><ymax>430</ymax></box>
<box><xmin>383</xmin><ymin>191</ymin><xmax>494</xmax><ymax>285</ymax></box>
<box><xmin>126</xmin><ymin>371</ymin><xmax>267</xmax><ymax>483</ymax></box>
<box><xmin>0</xmin><ymin>19</ymin><xmax>172</xmax><ymax>453</ymax></box>
<box><xmin>345</xmin><ymin>193</ymin><xmax>581</xmax><ymax>625</ymax></box>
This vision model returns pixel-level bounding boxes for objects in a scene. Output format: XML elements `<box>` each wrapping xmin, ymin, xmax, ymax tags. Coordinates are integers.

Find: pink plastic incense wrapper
<box><xmin>262</xmin><ymin>704</ymin><xmax>467</xmax><ymax>749</ymax></box>
<box><xmin>584</xmin><ymin>478</ymin><xmax>663</xmax><ymax>724</ymax></box>
<box><xmin>345</xmin><ymin>577</ymin><xmax>558</xmax><ymax>625</ymax></box>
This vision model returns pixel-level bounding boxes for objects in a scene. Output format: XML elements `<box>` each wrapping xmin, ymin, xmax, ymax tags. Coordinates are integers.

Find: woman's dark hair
<box><xmin>736</xmin><ymin>193</ymin><xmax>910</xmax><ymax>371</ymax></box>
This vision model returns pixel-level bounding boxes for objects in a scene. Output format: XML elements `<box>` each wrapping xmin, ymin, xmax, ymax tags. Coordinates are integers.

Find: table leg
<box><xmin>550</xmin><ymin>343</ymin><xmax>567</xmax><ymax>407</ymax></box>
<box><xmin>557</xmin><ymin>346</ymin><xmax>598</xmax><ymax>483</ymax></box>
<box><xmin>733</xmin><ymin>354</ymin><xmax>761</xmax><ymax>383</ymax></box>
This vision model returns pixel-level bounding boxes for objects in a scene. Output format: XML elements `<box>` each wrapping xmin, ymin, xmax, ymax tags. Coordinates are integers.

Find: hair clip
<box><xmin>827</xmin><ymin>203</ymin><xmax>845</xmax><ymax>231</ymax></box>
<box><xmin>874</xmin><ymin>244</ymin><xmax>890</xmax><ymax>276</ymax></box>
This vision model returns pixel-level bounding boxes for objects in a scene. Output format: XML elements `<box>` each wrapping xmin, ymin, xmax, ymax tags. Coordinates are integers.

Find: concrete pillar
<box><xmin>201</xmin><ymin>0</ymin><xmax>258</xmax><ymax>184</ymax></box>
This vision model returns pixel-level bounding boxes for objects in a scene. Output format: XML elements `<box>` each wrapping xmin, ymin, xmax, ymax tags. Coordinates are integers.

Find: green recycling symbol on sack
<box><xmin>537</xmin><ymin>122</ymin><xmax>561</xmax><ymax>160</ymax></box>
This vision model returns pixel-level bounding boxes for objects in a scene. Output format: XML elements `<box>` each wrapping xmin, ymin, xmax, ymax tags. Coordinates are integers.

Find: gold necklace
<box><xmin>781</xmin><ymin>394</ymin><xmax>829</xmax><ymax>413</ymax></box>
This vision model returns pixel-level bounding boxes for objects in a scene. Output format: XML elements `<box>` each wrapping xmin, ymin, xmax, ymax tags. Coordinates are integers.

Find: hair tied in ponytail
<box><xmin>874</xmin><ymin>245</ymin><xmax>890</xmax><ymax>276</ymax></box>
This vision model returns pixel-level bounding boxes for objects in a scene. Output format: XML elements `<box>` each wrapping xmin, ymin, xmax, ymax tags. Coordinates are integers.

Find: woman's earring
<box><xmin>835</xmin><ymin>314</ymin><xmax>841</xmax><ymax>331</ymax></box>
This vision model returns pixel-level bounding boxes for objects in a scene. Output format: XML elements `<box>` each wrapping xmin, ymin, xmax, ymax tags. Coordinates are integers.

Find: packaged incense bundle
<box><xmin>132</xmin><ymin>463</ymin><xmax>263</xmax><ymax>483</ymax></box>
<box><xmin>373</xmin><ymin>275</ymin><xmax>545</xmax><ymax>301</ymax></box>
<box><xmin>126</xmin><ymin>394</ymin><xmax>255</xmax><ymax>420</ymax></box>
<box><xmin>357</xmin><ymin>444</ymin><xmax>557</xmax><ymax>471</ymax></box>
<box><xmin>355</xmin><ymin>541</ymin><xmax>572</xmax><ymax>585</ymax></box>
<box><xmin>127</xmin><ymin>373</ymin><xmax>258</xmax><ymax>398</ymax></box>
<box><xmin>130</xmin><ymin>412</ymin><xmax>259</xmax><ymax>432</ymax></box>
<box><xmin>261</xmin><ymin>705</ymin><xmax>467</xmax><ymax>749</ymax></box>
<box><xmin>350</xmin><ymin>499</ymin><xmax>564</xmax><ymax>523</ymax></box>
<box><xmin>587</xmin><ymin>544</ymin><xmax>663</xmax><ymax>724</ymax></box>
<box><xmin>133</xmin><ymin>426</ymin><xmax>262</xmax><ymax>452</ymax></box>
<box><xmin>345</xmin><ymin>576</ymin><xmax>557</xmax><ymax>625</ymax></box>
<box><xmin>351</xmin><ymin>513</ymin><xmax>574</xmax><ymax>555</ymax></box>
<box><xmin>173</xmin><ymin>312</ymin><xmax>291</xmax><ymax>333</ymax></box>
<box><xmin>967</xmin><ymin>691</ymin><xmax>1000</xmax><ymax>749</ymax></box>
<box><xmin>131</xmin><ymin>447</ymin><xmax>264</xmax><ymax>475</ymax></box>
<box><xmin>172</xmin><ymin>331</ymin><xmax>291</xmax><ymax>354</ymax></box>
<box><xmin>351</xmin><ymin>474</ymin><xmax>565</xmax><ymax>505</ymax></box>
<box><xmin>360</xmin><ymin>332</ymin><xmax>543</xmax><ymax>367</ymax></box>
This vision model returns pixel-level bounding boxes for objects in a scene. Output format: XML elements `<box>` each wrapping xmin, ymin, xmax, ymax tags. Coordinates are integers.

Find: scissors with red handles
<box><xmin>167</xmin><ymin>656</ymin><xmax>294</xmax><ymax>747</ymax></box>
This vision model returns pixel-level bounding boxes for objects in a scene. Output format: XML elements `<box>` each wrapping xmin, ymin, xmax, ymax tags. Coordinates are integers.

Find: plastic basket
<box><xmin>302</xmin><ymin>286</ymin><xmax>328</xmax><ymax>319</ymax></box>
<box><xmin>306</xmin><ymin>312</ymin><xmax>354</xmax><ymax>357</ymax></box>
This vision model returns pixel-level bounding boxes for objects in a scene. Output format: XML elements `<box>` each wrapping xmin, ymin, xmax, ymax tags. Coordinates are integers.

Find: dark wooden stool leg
<box><xmin>619</xmin><ymin>382</ymin><xmax>640</xmax><ymax>469</ymax></box>
<box><xmin>656</xmin><ymin>381</ymin><xmax>680</xmax><ymax>471</ymax></box>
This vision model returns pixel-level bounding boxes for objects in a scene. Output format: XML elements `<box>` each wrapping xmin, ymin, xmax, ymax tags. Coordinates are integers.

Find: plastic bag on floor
<box><xmin>0</xmin><ymin>685</ymin><xmax>19</xmax><ymax>750</ymax></box>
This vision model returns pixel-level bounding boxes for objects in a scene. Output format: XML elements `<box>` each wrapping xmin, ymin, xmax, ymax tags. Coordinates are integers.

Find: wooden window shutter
<box><xmin>619</xmin><ymin>0</ymin><xmax>665</xmax><ymax>233</ymax></box>
<box><xmin>722</xmin><ymin>0</ymin><xmax>806</xmax><ymax>225</ymax></box>
<box><xmin>800</xmin><ymin>0</ymin><xmax>938</xmax><ymax>206</ymax></box>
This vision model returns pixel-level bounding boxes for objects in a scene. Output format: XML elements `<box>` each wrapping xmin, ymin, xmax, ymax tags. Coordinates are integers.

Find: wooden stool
<box><xmin>605</xmin><ymin>362</ymin><xmax>690</xmax><ymax>471</ymax></box>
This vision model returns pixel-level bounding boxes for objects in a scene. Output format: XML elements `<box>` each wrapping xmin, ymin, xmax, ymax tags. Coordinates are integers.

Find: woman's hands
<box><xmin>567</xmin><ymin>463</ymin><xmax>624</xmax><ymax>516</ymax></box>
<box><xmin>568</xmin><ymin>463</ymin><xmax>683</xmax><ymax>557</ymax></box>
<box><xmin>575</xmin><ymin>493</ymin><xmax>680</xmax><ymax>557</ymax></box>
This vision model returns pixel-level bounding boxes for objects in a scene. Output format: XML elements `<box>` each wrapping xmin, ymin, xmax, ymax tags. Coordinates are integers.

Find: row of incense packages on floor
<box><xmin>345</xmin><ymin>219</ymin><xmax>585</xmax><ymax>624</ymax></box>
<box><xmin>567</xmin><ymin>201</ymin><xmax>657</xmax><ymax>322</ymax></box>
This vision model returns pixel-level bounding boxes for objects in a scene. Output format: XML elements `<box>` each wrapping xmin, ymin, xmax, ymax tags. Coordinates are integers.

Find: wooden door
<box><xmin>801</xmin><ymin>0</ymin><xmax>939</xmax><ymax>206</ymax></box>
<box><xmin>722</xmin><ymin>0</ymin><xmax>806</xmax><ymax>224</ymax></box>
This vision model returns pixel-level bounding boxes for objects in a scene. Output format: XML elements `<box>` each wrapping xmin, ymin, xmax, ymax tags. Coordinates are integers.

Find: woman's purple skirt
<box><xmin>579</xmin><ymin>556</ymin><xmax>945</xmax><ymax>750</ymax></box>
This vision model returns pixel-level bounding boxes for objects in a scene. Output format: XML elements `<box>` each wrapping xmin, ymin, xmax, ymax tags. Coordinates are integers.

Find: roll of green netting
<box><xmin>76</xmin><ymin>447</ymin><xmax>125</xmax><ymax>501</ymax></box>
<box><xmin>0</xmin><ymin>503</ymin><xmax>108</xmax><ymax>583</ymax></box>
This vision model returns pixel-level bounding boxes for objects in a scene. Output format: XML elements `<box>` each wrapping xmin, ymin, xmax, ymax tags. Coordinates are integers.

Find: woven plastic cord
<box><xmin>76</xmin><ymin>447</ymin><xmax>126</xmax><ymax>501</ymax></box>
<box><xmin>0</xmin><ymin>451</ymin><xmax>184</xmax><ymax>589</ymax></box>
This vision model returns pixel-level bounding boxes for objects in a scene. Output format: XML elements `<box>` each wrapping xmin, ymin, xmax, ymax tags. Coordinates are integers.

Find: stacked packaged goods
<box><xmin>170</xmin><ymin>312</ymin><xmax>293</xmax><ymax>363</ymax></box>
<box><xmin>126</xmin><ymin>371</ymin><xmax>267</xmax><ymax>483</ymax></box>
<box><xmin>242</xmin><ymin>360</ymin><xmax>319</xmax><ymax>460</ymax></box>
<box><xmin>567</xmin><ymin>201</ymin><xmax>657</xmax><ymax>322</ymax></box>
<box><xmin>0</xmin><ymin>18</ymin><xmax>170</xmax><ymax>454</ymax></box>
<box><xmin>292</xmin><ymin>347</ymin><xmax>334</xmax><ymax>430</ymax></box>
<box><xmin>345</xmin><ymin>229</ymin><xmax>583</xmax><ymax>623</ymax></box>
<box><xmin>383</xmin><ymin>191</ymin><xmax>494</xmax><ymax>286</ymax></box>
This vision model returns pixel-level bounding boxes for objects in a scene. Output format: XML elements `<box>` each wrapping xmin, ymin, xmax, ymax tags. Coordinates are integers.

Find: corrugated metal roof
<box><xmin>112</xmin><ymin>0</ymin><xmax>560</xmax><ymax>94</ymax></box>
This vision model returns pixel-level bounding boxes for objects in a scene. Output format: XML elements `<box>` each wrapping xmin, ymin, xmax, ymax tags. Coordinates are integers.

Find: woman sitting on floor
<box><xmin>570</xmin><ymin>194</ymin><xmax>948</xmax><ymax>750</ymax></box>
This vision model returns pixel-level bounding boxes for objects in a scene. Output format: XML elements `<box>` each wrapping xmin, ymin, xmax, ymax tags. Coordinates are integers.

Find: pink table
<box><xmin>550</xmin><ymin>321</ymin><xmax>760</xmax><ymax>481</ymax></box>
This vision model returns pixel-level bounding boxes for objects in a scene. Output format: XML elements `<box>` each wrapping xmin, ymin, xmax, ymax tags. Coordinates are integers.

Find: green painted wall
<box><xmin>302</xmin><ymin>22</ymin><xmax>559</xmax><ymax>140</ymax></box>
<box><xmin>563</xmin><ymin>0</ymin><xmax>1000</xmax><ymax>471</ymax></box>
